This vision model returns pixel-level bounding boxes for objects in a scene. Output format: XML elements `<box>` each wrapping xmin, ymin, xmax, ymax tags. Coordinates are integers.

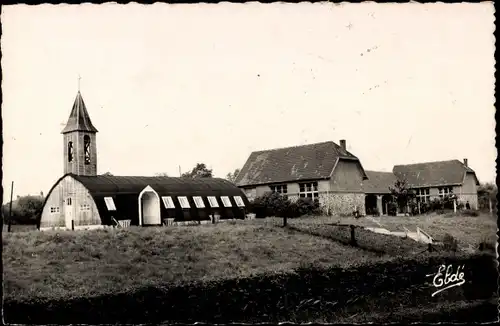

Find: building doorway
<box><xmin>382</xmin><ymin>195</ymin><xmax>392</xmax><ymax>215</ymax></box>
<box><xmin>364</xmin><ymin>194</ymin><xmax>378</xmax><ymax>216</ymax></box>
<box><xmin>139</xmin><ymin>186</ymin><xmax>161</xmax><ymax>225</ymax></box>
<box><xmin>65</xmin><ymin>197</ymin><xmax>73</xmax><ymax>229</ymax></box>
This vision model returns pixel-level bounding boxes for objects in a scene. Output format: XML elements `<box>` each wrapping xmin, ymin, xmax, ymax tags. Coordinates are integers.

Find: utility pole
<box><xmin>8</xmin><ymin>181</ymin><xmax>14</xmax><ymax>232</ymax></box>
<box><xmin>179</xmin><ymin>165</ymin><xmax>182</xmax><ymax>177</ymax></box>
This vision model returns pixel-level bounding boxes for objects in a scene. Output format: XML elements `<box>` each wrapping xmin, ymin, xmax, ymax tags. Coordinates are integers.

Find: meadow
<box><xmin>2</xmin><ymin>212</ymin><xmax>498</xmax><ymax>323</ymax></box>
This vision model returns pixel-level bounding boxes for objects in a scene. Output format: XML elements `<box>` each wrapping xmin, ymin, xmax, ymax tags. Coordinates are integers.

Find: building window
<box><xmin>162</xmin><ymin>196</ymin><xmax>175</xmax><ymax>209</ymax></box>
<box><xmin>80</xmin><ymin>204</ymin><xmax>90</xmax><ymax>211</ymax></box>
<box><xmin>270</xmin><ymin>184</ymin><xmax>288</xmax><ymax>195</ymax></box>
<box><xmin>193</xmin><ymin>196</ymin><xmax>205</xmax><ymax>208</ymax></box>
<box><xmin>438</xmin><ymin>187</ymin><xmax>453</xmax><ymax>198</ymax></box>
<box><xmin>104</xmin><ymin>197</ymin><xmax>116</xmax><ymax>211</ymax></box>
<box><xmin>207</xmin><ymin>196</ymin><xmax>219</xmax><ymax>208</ymax></box>
<box><xmin>221</xmin><ymin>196</ymin><xmax>232</xmax><ymax>207</ymax></box>
<box><xmin>415</xmin><ymin>188</ymin><xmax>430</xmax><ymax>203</ymax></box>
<box><xmin>66</xmin><ymin>198</ymin><xmax>72</xmax><ymax>205</ymax></box>
<box><xmin>234</xmin><ymin>196</ymin><xmax>245</xmax><ymax>207</ymax></box>
<box><xmin>299</xmin><ymin>181</ymin><xmax>319</xmax><ymax>199</ymax></box>
<box><xmin>50</xmin><ymin>207</ymin><xmax>60</xmax><ymax>214</ymax></box>
<box><xmin>84</xmin><ymin>135</ymin><xmax>91</xmax><ymax>165</ymax></box>
<box><xmin>178</xmin><ymin>196</ymin><xmax>190</xmax><ymax>208</ymax></box>
<box><xmin>68</xmin><ymin>141</ymin><xmax>74</xmax><ymax>162</ymax></box>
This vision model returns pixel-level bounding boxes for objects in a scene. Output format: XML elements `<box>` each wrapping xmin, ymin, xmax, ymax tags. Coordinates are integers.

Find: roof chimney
<box><xmin>340</xmin><ymin>139</ymin><xmax>346</xmax><ymax>151</ymax></box>
<box><xmin>463</xmin><ymin>158</ymin><xmax>468</xmax><ymax>167</ymax></box>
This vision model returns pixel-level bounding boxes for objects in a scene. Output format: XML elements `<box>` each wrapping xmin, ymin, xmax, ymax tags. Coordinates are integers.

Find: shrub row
<box><xmin>250</xmin><ymin>192</ymin><xmax>321</xmax><ymax>218</ymax></box>
<box><xmin>384</xmin><ymin>195</ymin><xmax>480</xmax><ymax>216</ymax></box>
<box><xmin>5</xmin><ymin>253</ymin><xmax>496</xmax><ymax>324</ymax></box>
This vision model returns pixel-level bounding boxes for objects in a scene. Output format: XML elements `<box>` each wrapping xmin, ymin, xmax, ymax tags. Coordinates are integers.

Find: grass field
<box><xmin>3</xmin><ymin>221</ymin><xmax>389</xmax><ymax>302</ymax></box>
<box><xmin>284</xmin><ymin>211</ymin><xmax>497</xmax><ymax>248</ymax></box>
<box><xmin>2</xmin><ymin>224</ymin><xmax>38</xmax><ymax>233</ymax></box>
<box><xmin>2</xmin><ymin>213</ymin><xmax>498</xmax><ymax>323</ymax></box>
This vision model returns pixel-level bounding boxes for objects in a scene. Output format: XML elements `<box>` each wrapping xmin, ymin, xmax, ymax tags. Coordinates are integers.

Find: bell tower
<box><xmin>61</xmin><ymin>89</ymin><xmax>98</xmax><ymax>176</ymax></box>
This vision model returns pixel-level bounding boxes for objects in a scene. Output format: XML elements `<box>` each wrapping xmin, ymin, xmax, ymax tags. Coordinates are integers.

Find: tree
<box><xmin>389</xmin><ymin>178</ymin><xmax>416</xmax><ymax>215</ymax></box>
<box><xmin>226</xmin><ymin>168</ymin><xmax>241</xmax><ymax>183</ymax></box>
<box><xmin>155</xmin><ymin>172</ymin><xmax>169</xmax><ymax>177</ymax></box>
<box><xmin>2</xmin><ymin>195</ymin><xmax>44</xmax><ymax>225</ymax></box>
<box><xmin>478</xmin><ymin>182</ymin><xmax>497</xmax><ymax>212</ymax></box>
<box><xmin>181</xmin><ymin>163</ymin><xmax>213</xmax><ymax>179</ymax></box>
<box><xmin>103</xmin><ymin>172</ymin><xmax>114</xmax><ymax>176</ymax></box>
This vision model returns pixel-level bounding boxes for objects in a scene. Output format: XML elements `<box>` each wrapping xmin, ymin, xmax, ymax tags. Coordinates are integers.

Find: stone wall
<box><xmin>320</xmin><ymin>193</ymin><xmax>366</xmax><ymax>216</ymax></box>
<box><xmin>287</xmin><ymin>192</ymin><xmax>365</xmax><ymax>216</ymax></box>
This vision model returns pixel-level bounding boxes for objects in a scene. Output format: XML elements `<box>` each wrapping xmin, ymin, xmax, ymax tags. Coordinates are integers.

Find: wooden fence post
<box><xmin>418</xmin><ymin>201</ymin><xmax>421</xmax><ymax>215</ymax></box>
<box><xmin>453</xmin><ymin>199</ymin><xmax>457</xmax><ymax>213</ymax></box>
<box><xmin>283</xmin><ymin>214</ymin><xmax>287</xmax><ymax>227</ymax></box>
<box><xmin>350</xmin><ymin>225</ymin><xmax>357</xmax><ymax>246</ymax></box>
<box><xmin>71</xmin><ymin>220</ymin><xmax>74</xmax><ymax>231</ymax></box>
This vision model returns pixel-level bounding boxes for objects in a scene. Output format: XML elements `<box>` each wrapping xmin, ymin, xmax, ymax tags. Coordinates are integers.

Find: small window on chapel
<box><xmin>68</xmin><ymin>141</ymin><xmax>74</xmax><ymax>162</ymax></box>
<box><xmin>84</xmin><ymin>135</ymin><xmax>91</xmax><ymax>165</ymax></box>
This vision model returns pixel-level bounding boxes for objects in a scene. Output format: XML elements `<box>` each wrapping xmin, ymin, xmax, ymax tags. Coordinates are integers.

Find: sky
<box><xmin>1</xmin><ymin>2</ymin><xmax>496</xmax><ymax>202</ymax></box>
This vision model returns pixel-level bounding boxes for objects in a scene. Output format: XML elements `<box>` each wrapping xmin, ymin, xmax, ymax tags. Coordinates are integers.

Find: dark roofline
<box><xmin>393</xmin><ymin>159</ymin><xmax>475</xmax><ymax>170</ymax></box>
<box><xmin>408</xmin><ymin>183</ymin><xmax>463</xmax><ymax>188</ymax></box>
<box><xmin>393</xmin><ymin>159</ymin><xmax>457</xmax><ymax>167</ymax></box>
<box><xmin>250</xmin><ymin>141</ymin><xmax>334</xmax><ymax>154</ymax></box>
<box><xmin>237</xmin><ymin>176</ymin><xmax>332</xmax><ymax>188</ymax></box>
<box><xmin>249</xmin><ymin>141</ymin><xmax>359</xmax><ymax>157</ymax></box>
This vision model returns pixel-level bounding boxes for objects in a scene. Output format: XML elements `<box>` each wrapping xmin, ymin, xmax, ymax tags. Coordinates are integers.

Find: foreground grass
<box><xmin>3</xmin><ymin>217</ymin><xmax>497</xmax><ymax>324</ymax></box>
<box><xmin>3</xmin><ymin>222</ymin><xmax>386</xmax><ymax>301</ymax></box>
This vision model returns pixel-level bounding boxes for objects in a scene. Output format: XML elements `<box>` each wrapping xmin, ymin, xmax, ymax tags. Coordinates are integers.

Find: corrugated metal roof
<box><xmin>72</xmin><ymin>174</ymin><xmax>244</xmax><ymax>197</ymax></box>
<box><xmin>61</xmin><ymin>91</ymin><xmax>98</xmax><ymax>134</ymax></box>
<box><xmin>392</xmin><ymin>159</ymin><xmax>479</xmax><ymax>188</ymax></box>
<box><xmin>362</xmin><ymin>171</ymin><xmax>397</xmax><ymax>194</ymax></box>
<box><xmin>235</xmin><ymin>141</ymin><xmax>367</xmax><ymax>187</ymax></box>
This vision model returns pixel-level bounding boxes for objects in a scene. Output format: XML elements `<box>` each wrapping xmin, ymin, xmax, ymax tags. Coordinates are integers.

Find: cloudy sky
<box><xmin>1</xmin><ymin>2</ymin><xmax>496</xmax><ymax>201</ymax></box>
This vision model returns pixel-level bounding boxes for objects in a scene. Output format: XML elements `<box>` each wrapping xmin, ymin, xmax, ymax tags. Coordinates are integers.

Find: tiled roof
<box><xmin>392</xmin><ymin>160</ymin><xmax>479</xmax><ymax>188</ymax></box>
<box><xmin>363</xmin><ymin>171</ymin><xmax>397</xmax><ymax>194</ymax></box>
<box><xmin>61</xmin><ymin>91</ymin><xmax>98</xmax><ymax>134</ymax></box>
<box><xmin>235</xmin><ymin>141</ymin><xmax>367</xmax><ymax>187</ymax></box>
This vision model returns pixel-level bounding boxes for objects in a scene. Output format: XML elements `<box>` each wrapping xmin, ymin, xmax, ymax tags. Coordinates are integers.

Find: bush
<box><xmin>251</xmin><ymin>192</ymin><xmax>290</xmax><ymax>218</ymax></box>
<box><xmin>387</xmin><ymin>202</ymin><xmax>398</xmax><ymax>216</ymax></box>
<box><xmin>250</xmin><ymin>193</ymin><xmax>321</xmax><ymax>218</ymax></box>
<box><xmin>294</xmin><ymin>197</ymin><xmax>321</xmax><ymax>217</ymax></box>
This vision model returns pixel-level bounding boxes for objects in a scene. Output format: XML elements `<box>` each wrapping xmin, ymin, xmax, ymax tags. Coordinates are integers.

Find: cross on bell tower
<box><xmin>61</xmin><ymin>77</ymin><xmax>98</xmax><ymax>176</ymax></box>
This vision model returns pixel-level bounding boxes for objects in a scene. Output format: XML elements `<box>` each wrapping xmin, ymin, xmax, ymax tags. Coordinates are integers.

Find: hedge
<box><xmin>4</xmin><ymin>253</ymin><xmax>497</xmax><ymax>324</ymax></box>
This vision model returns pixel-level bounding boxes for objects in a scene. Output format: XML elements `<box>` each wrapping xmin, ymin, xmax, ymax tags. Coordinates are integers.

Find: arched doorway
<box><xmin>138</xmin><ymin>185</ymin><xmax>161</xmax><ymax>226</ymax></box>
<box><xmin>364</xmin><ymin>194</ymin><xmax>377</xmax><ymax>216</ymax></box>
